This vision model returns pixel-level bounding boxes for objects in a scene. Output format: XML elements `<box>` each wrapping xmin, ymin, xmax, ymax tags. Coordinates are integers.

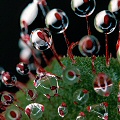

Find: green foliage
<box><xmin>9</xmin><ymin>57</ymin><xmax>120</xmax><ymax>119</ymax></box>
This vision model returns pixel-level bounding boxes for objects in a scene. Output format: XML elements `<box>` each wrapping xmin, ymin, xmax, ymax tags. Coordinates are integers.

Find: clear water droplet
<box><xmin>1</xmin><ymin>72</ymin><xmax>17</xmax><ymax>87</ymax></box>
<box><xmin>73</xmin><ymin>89</ymin><xmax>89</xmax><ymax>106</ymax></box>
<box><xmin>108</xmin><ymin>0</ymin><xmax>120</xmax><ymax>19</ymax></box>
<box><xmin>25</xmin><ymin>103</ymin><xmax>44</xmax><ymax>119</ymax></box>
<box><xmin>1</xmin><ymin>92</ymin><xmax>14</xmax><ymax>106</ymax></box>
<box><xmin>78</xmin><ymin>35</ymin><xmax>100</xmax><ymax>56</ymax></box>
<box><xmin>5</xmin><ymin>105</ymin><xmax>22</xmax><ymax>120</ymax></box>
<box><xmin>87</xmin><ymin>102</ymin><xmax>108</xmax><ymax>120</ymax></box>
<box><xmin>34</xmin><ymin>72</ymin><xmax>59</xmax><ymax>97</ymax></box>
<box><xmin>25</xmin><ymin>89</ymin><xmax>38</xmax><ymax>101</ymax></box>
<box><xmin>45</xmin><ymin>8</ymin><xmax>69</xmax><ymax>33</ymax></box>
<box><xmin>62</xmin><ymin>66</ymin><xmax>80</xmax><ymax>85</ymax></box>
<box><xmin>94</xmin><ymin>10</ymin><xmax>117</xmax><ymax>34</ymax></box>
<box><xmin>58</xmin><ymin>102</ymin><xmax>68</xmax><ymax>117</ymax></box>
<box><xmin>16</xmin><ymin>62</ymin><xmax>30</xmax><ymax>75</ymax></box>
<box><xmin>93</xmin><ymin>73</ymin><xmax>113</xmax><ymax>97</ymax></box>
<box><xmin>71</xmin><ymin>0</ymin><xmax>96</xmax><ymax>17</ymax></box>
<box><xmin>30</xmin><ymin>28</ymin><xmax>52</xmax><ymax>51</ymax></box>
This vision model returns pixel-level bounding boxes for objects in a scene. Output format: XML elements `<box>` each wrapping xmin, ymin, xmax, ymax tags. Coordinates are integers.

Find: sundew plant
<box><xmin>1</xmin><ymin>0</ymin><xmax>120</xmax><ymax>120</ymax></box>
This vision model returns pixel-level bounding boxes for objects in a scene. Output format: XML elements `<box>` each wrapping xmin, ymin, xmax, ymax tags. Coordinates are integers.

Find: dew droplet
<box><xmin>78</xmin><ymin>35</ymin><xmax>100</xmax><ymax>56</ymax></box>
<box><xmin>94</xmin><ymin>10</ymin><xmax>117</xmax><ymax>34</ymax></box>
<box><xmin>1</xmin><ymin>72</ymin><xmax>17</xmax><ymax>87</ymax></box>
<box><xmin>25</xmin><ymin>89</ymin><xmax>38</xmax><ymax>101</ymax></box>
<box><xmin>45</xmin><ymin>8</ymin><xmax>69</xmax><ymax>33</ymax></box>
<box><xmin>1</xmin><ymin>92</ymin><xmax>14</xmax><ymax>106</ymax></box>
<box><xmin>73</xmin><ymin>89</ymin><xmax>89</xmax><ymax>106</ymax></box>
<box><xmin>58</xmin><ymin>102</ymin><xmax>68</xmax><ymax>117</ymax></box>
<box><xmin>87</xmin><ymin>102</ymin><xmax>108</xmax><ymax>120</ymax></box>
<box><xmin>34</xmin><ymin>72</ymin><xmax>59</xmax><ymax>97</ymax></box>
<box><xmin>25</xmin><ymin>103</ymin><xmax>44</xmax><ymax>119</ymax></box>
<box><xmin>30</xmin><ymin>28</ymin><xmax>52</xmax><ymax>51</ymax></box>
<box><xmin>108</xmin><ymin>0</ymin><xmax>120</xmax><ymax>19</ymax></box>
<box><xmin>71</xmin><ymin>0</ymin><xmax>96</xmax><ymax>17</ymax></box>
<box><xmin>16</xmin><ymin>62</ymin><xmax>30</xmax><ymax>75</ymax></box>
<box><xmin>93</xmin><ymin>73</ymin><xmax>113</xmax><ymax>97</ymax></box>
<box><xmin>5</xmin><ymin>105</ymin><xmax>22</xmax><ymax>120</ymax></box>
<box><xmin>63</xmin><ymin>66</ymin><xmax>80</xmax><ymax>85</ymax></box>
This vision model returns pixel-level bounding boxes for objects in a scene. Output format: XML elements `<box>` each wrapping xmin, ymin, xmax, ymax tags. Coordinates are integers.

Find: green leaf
<box><xmin>8</xmin><ymin>56</ymin><xmax>120</xmax><ymax>120</ymax></box>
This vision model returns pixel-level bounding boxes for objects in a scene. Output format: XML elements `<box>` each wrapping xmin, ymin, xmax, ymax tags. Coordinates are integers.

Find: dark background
<box><xmin>0</xmin><ymin>0</ymin><xmax>118</xmax><ymax>89</ymax></box>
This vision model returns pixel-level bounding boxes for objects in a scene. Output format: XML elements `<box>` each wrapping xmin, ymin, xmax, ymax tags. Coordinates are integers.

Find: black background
<box><xmin>0</xmin><ymin>0</ymin><xmax>119</xmax><ymax>89</ymax></box>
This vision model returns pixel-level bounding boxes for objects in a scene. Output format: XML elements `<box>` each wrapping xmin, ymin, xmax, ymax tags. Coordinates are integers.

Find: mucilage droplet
<box><xmin>62</xmin><ymin>66</ymin><xmax>80</xmax><ymax>85</ymax></box>
<box><xmin>16</xmin><ymin>62</ymin><xmax>30</xmax><ymax>75</ymax></box>
<box><xmin>94</xmin><ymin>10</ymin><xmax>117</xmax><ymax>34</ymax></box>
<box><xmin>108</xmin><ymin>0</ymin><xmax>120</xmax><ymax>19</ymax></box>
<box><xmin>73</xmin><ymin>89</ymin><xmax>89</xmax><ymax>106</ymax></box>
<box><xmin>25</xmin><ymin>103</ymin><xmax>44</xmax><ymax>120</ymax></box>
<box><xmin>58</xmin><ymin>102</ymin><xmax>68</xmax><ymax>118</ymax></box>
<box><xmin>93</xmin><ymin>73</ymin><xmax>113</xmax><ymax>97</ymax></box>
<box><xmin>30</xmin><ymin>28</ymin><xmax>52</xmax><ymax>51</ymax></box>
<box><xmin>71</xmin><ymin>0</ymin><xmax>96</xmax><ymax>17</ymax></box>
<box><xmin>25</xmin><ymin>88</ymin><xmax>38</xmax><ymax>101</ymax></box>
<box><xmin>5</xmin><ymin>105</ymin><xmax>22</xmax><ymax>120</ymax></box>
<box><xmin>87</xmin><ymin>102</ymin><xmax>108</xmax><ymax>120</ymax></box>
<box><xmin>78</xmin><ymin>35</ymin><xmax>100</xmax><ymax>56</ymax></box>
<box><xmin>34</xmin><ymin>72</ymin><xmax>59</xmax><ymax>97</ymax></box>
<box><xmin>45</xmin><ymin>8</ymin><xmax>69</xmax><ymax>33</ymax></box>
<box><xmin>1</xmin><ymin>72</ymin><xmax>17</xmax><ymax>87</ymax></box>
<box><xmin>1</xmin><ymin>92</ymin><xmax>14</xmax><ymax>106</ymax></box>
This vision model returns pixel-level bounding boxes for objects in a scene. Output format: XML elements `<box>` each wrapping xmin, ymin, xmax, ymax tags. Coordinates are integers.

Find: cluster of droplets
<box><xmin>1</xmin><ymin>0</ymin><xmax>120</xmax><ymax>119</ymax></box>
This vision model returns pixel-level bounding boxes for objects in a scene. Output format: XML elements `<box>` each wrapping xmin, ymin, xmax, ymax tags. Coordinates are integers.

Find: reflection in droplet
<box><xmin>1</xmin><ymin>92</ymin><xmax>14</xmax><ymax>106</ymax></box>
<box><xmin>30</xmin><ymin>28</ymin><xmax>52</xmax><ymax>51</ymax></box>
<box><xmin>1</xmin><ymin>72</ymin><xmax>17</xmax><ymax>87</ymax></box>
<box><xmin>73</xmin><ymin>89</ymin><xmax>89</xmax><ymax>106</ymax></box>
<box><xmin>71</xmin><ymin>0</ymin><xmax>96</xmax><ymax>17</ymax></box>
<box><xmin>87</xmin><ymin>102</ymin><xmax>108</xmax><ymax>120</ymax></box>
<box><xmin>108</xmin><ymin>0</ymin><xmax>120</xmax><ymax>19</ymax></box>
<box><xmin>16</xmin><ymin>62</ymin><xmax>30</xmax><ymax>75</ymax></box>
<box><xmin>45</xmin><ymin>8</ymin><xmax>69</xmax><ymax>33</ymax></box>
<box><xmin>34</xmin><ymin>72</ymin><xmax>59</xmax><ymax>97</ymax></box>
<box><xmin>25</xmin><ymin>103</ymin><xmax>44</xmax><ymax>120</ymax></box>
<box><xmin>5</xmin><ymin>105</ymin><xmax>22</xmax><ymax>120</ymax></box>
<box><xmin>25</xmin><ymin>89</ymin><xmax>38</xmax><ymax>101</ymax></box>
<box><xmin>78</xmin><ymin>35</ymin><xmax>100</xmax><ymax>56</ymax></box>
<box><xmin>58</xmin><ymin>102</ymin><xmax>68</xmax><ymax>118</ymax></box>
<box><xmin>93</xmin><ymin>73</ymin><xmax>113</xmax><ymax>97</ymax></box>
<box><xmin>62</xmin><ymin>66</ymin><xmax>80</xmax><ymax>85</ymax></box>
<box><xmin>94</xmin><ymin>10</ymin><xmax>117</xmax><ymax>34</ymax></box>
